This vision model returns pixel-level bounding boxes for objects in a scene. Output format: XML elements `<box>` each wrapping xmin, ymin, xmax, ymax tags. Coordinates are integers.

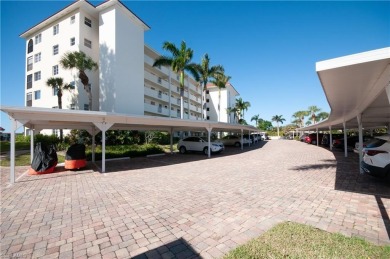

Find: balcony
<box><xmin>144</xmin><ymin>70</ymin><xmax>170</xmax><ymax>89</ymax></box>
<box><xmin>190</xmin><ymin>104</ymin><xmax>200</xmax><ymax>113</ymax></box>
<box><xmin>144</xmin><ymin>103</ymin><xmax>169</xmax><ymax>116</ymax></box>
<box><xmin>144</xmin><ymin>87</ymin><xmax>169</xmax><ymax>102</ymax></box>
<box><xmin>144</xmin><ymin>55</ymin><xmax>170</xmax><ymax>74</ymax></box>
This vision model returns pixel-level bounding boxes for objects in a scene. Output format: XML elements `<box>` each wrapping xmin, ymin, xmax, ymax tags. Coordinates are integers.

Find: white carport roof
<box><xmin>299</xmin><ymin>47</ymin><xmax>390</xmax><ymax>131</ymax></box>
<box><xmin>0</xmin><ymin>106</ymin><xmax>257</xmax><ymax>133</ymax></box>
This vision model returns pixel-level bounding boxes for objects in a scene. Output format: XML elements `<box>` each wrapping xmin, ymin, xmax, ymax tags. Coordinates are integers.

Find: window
<box><xmin>52</xmin><ymin>65</ymin><xmax>59</xmax><ymax>75</ymax></box>
<box><xmin>35</xmin><ymin>34</ymin><xmax>41</xmax><ymax>44</ymax></box>
<box><xmin>151</xmin><ymin>101</ymin><xmax>155</xmax><ymax>105</ymax></box>
<box><xmin>70</xmin><ymin>103</ymin><xmax>76</xmax><ymax>110</ymax></box>
<box><xmin>27</xmin><ymin>56</ymin><xmax>33</xmax><ymax>71</ymax></box>
<box><xmin>34</xmin><ymin>90</ymin><xmax>41</xmax><ymax>100</ymax></box>
<box><xmin>27</xmin><ymin>74</ymin><xmax>32</xmax><ymax>89</ymax></box>
<box><xmin>70</xmin><ymin>15</ymin><xmax>75</xmax><ymax>24</ymax></box>
<box><xmin>158</xmin><ymin>77</ymin><xmax>162</xmax><ymax>84</ymax></box>
<box><xmin>26</xmin><ymin>93</ymin><xmax>32</xmax><ymax>106</ymax></box>
<box><xmin>70</xmin><ymin>37</ymin><xmax>75</xmax><ymax>46</ymax></box>
<box><xmin>53</xmin><ymin>86</ymin><xmax>58</xmax><ymax>96</ymax></box>
<box><xmin>53</xmin><ymin>24</ymin><xmax>59</xmax><ymax>35</ymax></box>
<box><xmin>53</xmin><ymin>45</ymin><xmax>59</xmax><ymax>55</ymax></box>
<box><xmin>34</xmin><ymin>71</ymin><xmax>41</xmax><ymax>81</ymax></box>
<box><xmin>69</xmin><ymin>81</ymin><xmax>76</xmax><ymax>89</ymax></box>
<box><xmin>84</xmin><ymin>38</ymin><xmax>92</xmax><ymax>48</ymax></box>
<box><xmin>34</xmin><ymin>52</ymin><xmax>41</xmax><ymax>63</ymax></box>
<box><xmin>84</xmin><ymin>17</ymin><xmax>92</xmax><ymax>27</ymax></box>
<box><xmin>84</xmin><ymin>104</ymin><xmax>89</xmax><ymax>111</ymax></box>
<box><xmin>27</xmin><ymin>39</ymin><xmax>33</xmax><ymax>54</ymax></box>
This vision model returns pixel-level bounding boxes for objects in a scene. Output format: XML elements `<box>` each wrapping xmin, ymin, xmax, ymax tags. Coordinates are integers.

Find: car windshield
<box><xmin>365</xmin><ymin>138</ymin><xmax>387</xmax><ymax>148</ymax></box>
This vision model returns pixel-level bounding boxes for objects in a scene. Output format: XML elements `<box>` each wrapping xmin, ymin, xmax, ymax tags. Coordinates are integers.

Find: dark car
<box><xmin>321</xmin><ymin>134</ymin><xmax>344</xmax><ymax>146</ymax></box>
<box><xmin>305</xmin><ymin>133</ymin><xmax>324</xmax><ymax>145</ymax></box>
<box><xmin>333</xmin><ymin>135</ymin><xmax>372</xmax><ymax>151</ymax></box>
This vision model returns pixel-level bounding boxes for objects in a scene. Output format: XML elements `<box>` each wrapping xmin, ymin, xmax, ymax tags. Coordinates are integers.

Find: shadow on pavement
<box><xmin>132</xmin><ymin>238</ymin><xmax>201</xmax><ymax>259</ymax></box>
<box><xmin>97</xmin><ymin>141</ymin><xmax>268</xmax><ymax>173</ymax></box>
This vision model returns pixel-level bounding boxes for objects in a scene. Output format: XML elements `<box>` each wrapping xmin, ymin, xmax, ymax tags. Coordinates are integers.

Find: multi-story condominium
<box><xmin>207</xmin><ymin>83</ymin><xmax>239</xmax><ymax>123</ymax></box>
<box><xmin>20</xmin><ymin>0</ymin><xmax>238</xmax><ymax>128</ymax></box>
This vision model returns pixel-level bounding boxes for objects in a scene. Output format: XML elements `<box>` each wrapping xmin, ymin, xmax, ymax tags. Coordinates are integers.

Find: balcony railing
<box><xmin>144</xmin><ymin>103</ymin><xmax>169</xmax><ymax>116</ymax></box>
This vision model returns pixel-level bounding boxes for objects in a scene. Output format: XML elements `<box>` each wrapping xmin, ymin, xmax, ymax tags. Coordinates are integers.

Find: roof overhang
<box><xmin>299</xmin><ymin>47</ymin><xmax>390</xmax><ymax>131</ymax></box>
<box><xmin>1</xmin><ymin>106</ymin><xmax>258</xmax><ymax>133</ymax></box>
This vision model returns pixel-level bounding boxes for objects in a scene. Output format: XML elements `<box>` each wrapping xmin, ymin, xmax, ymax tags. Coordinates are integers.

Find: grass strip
<box><xmin>224</xmin><ymin>221</ymin><xmax>390</xmax><ymax>259</ymax></box>
<box><xmin>0</xmin><ymin>154</ymin><xmax>65</xmax><ymax>167</ymax></box>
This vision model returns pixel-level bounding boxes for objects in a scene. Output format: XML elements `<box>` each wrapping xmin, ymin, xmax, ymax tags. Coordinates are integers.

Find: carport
<box><xmin>1</xmin><ymin>106</ymin><xmax>257</xmax><ymax>184</ymax></box>
<box><xmin>299</xmin><ymin>47</ymin><xmax>390</xmax><ymax>169</ymax></box>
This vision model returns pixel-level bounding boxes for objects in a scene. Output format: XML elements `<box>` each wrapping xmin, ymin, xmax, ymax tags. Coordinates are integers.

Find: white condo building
<box><xmin>21</xmin><ymin>0</ymin><xmax>239</xmax><ymax>128</ymax></box>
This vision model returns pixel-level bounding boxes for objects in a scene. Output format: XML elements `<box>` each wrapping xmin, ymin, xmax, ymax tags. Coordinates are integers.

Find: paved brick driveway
<box><xmin>1</xmin><ymin>140</ymin><xmax>390</xmax><ymax>258</ymax></box>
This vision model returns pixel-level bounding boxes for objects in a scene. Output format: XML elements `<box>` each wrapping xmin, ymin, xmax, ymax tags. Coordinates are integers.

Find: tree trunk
<box><xmin>180</xmin><ymin>88</ymin><xmax>184</xmax><ymax>119</ymax></box>
<box><xmin>57</xmin><ymin>91</ymin><xmax>63</xmax><ymax>141</ymax></box>
<box><xmin>277</xmin><ymin>122</ymin><xmax>280</xmax><ymax>137</ymax></box>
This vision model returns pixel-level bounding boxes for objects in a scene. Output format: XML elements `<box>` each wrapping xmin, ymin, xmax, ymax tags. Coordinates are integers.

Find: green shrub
<box><xmin>85</xmin><ymin>144</ymin><xmax>164</xmax><ymax>160</ymax></box>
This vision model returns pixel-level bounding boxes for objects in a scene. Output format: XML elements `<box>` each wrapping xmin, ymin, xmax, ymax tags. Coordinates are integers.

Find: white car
<box><xmin>353</xmin><ymin>137</ymin><xmax>374</xmax><ymax>154</ymax></box>
<box><xmin>217</xmin><ymin>135</ymin><xmax>251</xmax><ymax>147</ymax></box>
<box><xmin>177</xmin><ymin>137</ymin><xmax>224</xmax><ymax>155</ymax></box>
<box><xmin>361</xmin><ymin>135</ymin><xmax>390</xmax><ymax>178</ymax></box>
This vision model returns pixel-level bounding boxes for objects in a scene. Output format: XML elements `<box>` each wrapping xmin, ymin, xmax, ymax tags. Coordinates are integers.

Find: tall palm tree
<box><xmin>226</xmin><ymin>106</ymin><xmax>239</xmax><ymax>123</ymax></box>
<box><xmin>46</xmin><ymin>77</ymin><xmax>72</xmax><ymax>141</ymax></box>
<box><xmin>153</xmin><ymin>41</ymin><xmax>199</xmax><ymax>119</ymax></box>
<box><xmin>235</xmin><ymin>97</ymin><xmax>251</xmax><ymax>120</ymax></box>
<box><xmin>211</xmin><ymin>73</ymin><xmax>231</xmax><ymax>122</ymax></box>
<box><xmin>195</xmin><ymin>54</ymin><xmax>224</xmax><ymax>120</ymax></box>
<box><xmin>60</xmin><ymin>51</ymin><xmax>98</xmax><ymax>111</ymax></box>
<box><xmin>317</xmin><ymin>111</ymin><xmax>329</xmax><ymax>122</ymax></box>
<box><xmin>308</xmin><ymin>105</ymin><xmax>321</xmax><ymax>124</ymax></box>
<box><xmin>292</xmin><ymin>110</ymin><xmax>309</xmax><ymax>128</ymax></box>
<box><xmin>251</xmin><ymin>114</ymin><xmax>260</xmax><ymax>128</ymax></box>
<box><xmin>271</xmin><ymin>115</ymin><xmax>286</xmax><ymax>137</ymax></box>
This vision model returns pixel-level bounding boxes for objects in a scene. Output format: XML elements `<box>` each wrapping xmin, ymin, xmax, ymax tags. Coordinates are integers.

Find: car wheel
<box><xmin>234</xmin><ymin>142</ymin><xmax>240</xmax><ymax>147</ymax></box>
<box><xmin>179</xmin><ymin>146</ymin><xmax>186</xmax><ymax>154</ymax></box>
<box><xmin>203</xmin><ymin>147</ymin><xmax>209</xmax><ymax>155</ymax></box>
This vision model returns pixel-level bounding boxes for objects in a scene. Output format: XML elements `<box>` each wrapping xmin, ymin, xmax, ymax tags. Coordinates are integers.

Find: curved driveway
<box><xmin>1</xmin><ymin>140</ymin><xmax>390</xmax><ymax>258</ymax></box>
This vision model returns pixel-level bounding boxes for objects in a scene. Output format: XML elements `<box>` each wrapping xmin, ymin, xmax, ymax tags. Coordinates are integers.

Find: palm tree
<box><xmin>271</xmin><ymin>115</ymin><xmax>286</xmax><ymax>137</ymax></box>
<box><xmin>46</xmin><ymin>77</ymin><xmax>72</xmax><ymax>141</ymax></box>
<box><xmin>226</xmin><ymin>106</ymin><xmax>239</xmax><ymax>123</ymax></box>
<box><xmin>308</xmin><ymin>105</ymin><xmax>321</xmax><ymax>124</ymax></box>
<box><xmin>60</xmin><ymin>51</ymin><xmax>98</xmax><ymax>111</ymax></box>
<box><xmin>211</xmin><ymin>73</ymin><xmax>231</xmax><ymax>122</ymax></box>
<box><xmin>317</xmin><ymin>111</ymin><xmax>329</xmax><ymax>122</ymax></box>
<box><xmin>235</xmin><ymin>97</ymin><xmax>251</xmax><ymax>120</ymax></box>
<box><xmin>153</xmin><ymin>41</ymin><xmax>199</xmax><ymax>119</ymax></box>
<box><xmin>195</xmin><ymin>54</ymin><xmax>224</xmax><ymax>120</ymax></box>
<box><xmin>251</xmin><ymin>114</ymin><xmax>260</xmax><ymax>128</ymax></box>
<box><xmin>292</xmin><ymin>110</ymin><xmax>309</xmax><ymax>128</ymax></box>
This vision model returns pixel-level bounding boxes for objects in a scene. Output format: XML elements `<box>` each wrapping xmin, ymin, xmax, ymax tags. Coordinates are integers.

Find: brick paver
<box><xmin>1</xmin><ymin>140</ymin><xmax>389</xmax><ymax>258</ymax></box>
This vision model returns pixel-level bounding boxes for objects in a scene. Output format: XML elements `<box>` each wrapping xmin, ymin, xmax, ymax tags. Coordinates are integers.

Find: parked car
<box><xmin>321</xmin><ymin>134</ymin><xmax>344</xmax><ymax>146</ymax></box>
<box><xmin>353</xmin><ymin>136</ymin><xmax>374</xmax><ymax>154</ymax></box>
<box><xmin>243</xmin><ymin>134</ymin><xmax>255</xmax><ymax>144</ymax></box>
<box><xmin>333</xmin><ymin>135</ymin><xmax>372</xmax><ymax>151</ymax></box>
<box><xmin>251</xmin><ymin>133</ymin><xmax>261</xmax><ymax>143</ymax></box>
<box><xmin>177</xmin><ymin>137</ymin><xmax>224</xmax><ymax>155</ymax></box>
<box><xmin>361</xmin><ymin>135</ymin><xmax>390</xmax><ymax>178</ymax></box>
<box><xmin>217</xmin><ymin>135</ymin><xmax>251</xmax><ymax>147</ymax></box>
<box><xmin>299</xmin><ymin>134</ymin><xmax>308</xmax><ymax>142</ymax></box>
<box><xmin>305</xmin><ymin>133</ymin><xmax>324</xmax><ymax>145</ymax></box>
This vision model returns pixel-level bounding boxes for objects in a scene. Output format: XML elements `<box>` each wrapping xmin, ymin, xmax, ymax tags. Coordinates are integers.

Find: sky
<box><xmin>1</xmin><ymin>0</ymin><xmax>389</xmax><ymax>133</ymax></box>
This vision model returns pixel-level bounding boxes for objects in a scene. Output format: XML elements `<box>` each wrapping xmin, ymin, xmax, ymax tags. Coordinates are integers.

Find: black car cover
<box><xmin>31</xmin><ymin>142</ymin><xmax>58</xmax><ymax>172</ymax></box>
<box><xmin>65</xmin><ymin>144</ymin><xmax>86</xmax><ymax>160</ymax></box>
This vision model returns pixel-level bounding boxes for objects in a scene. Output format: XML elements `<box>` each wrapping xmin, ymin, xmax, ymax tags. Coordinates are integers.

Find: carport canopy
<box><xmin>1</xmin><ymin>105</ymin><xmax>258</xmax><ymax>184</ymax></box>
<box><xmin>298</xmin><ymin>47</ymin><xmax>390</xmax><ymax>167</ymax></box>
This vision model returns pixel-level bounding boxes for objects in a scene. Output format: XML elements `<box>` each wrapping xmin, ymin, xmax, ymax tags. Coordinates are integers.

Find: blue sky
<box><xmin>1</xmin><ymin>0</ymin><xmax>389</xmax><ymax>132</ymax></box>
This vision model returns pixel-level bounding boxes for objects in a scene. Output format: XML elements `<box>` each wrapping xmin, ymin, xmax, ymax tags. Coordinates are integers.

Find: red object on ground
<box><xmin>65</xmin><ymin>159</ymin><xmax>86</xmax><ymax>170</ymax></box>
<box><xmin>28</xmin><ymin>164</ymin><xmax>57</xmax><ymax>175</ymax></box>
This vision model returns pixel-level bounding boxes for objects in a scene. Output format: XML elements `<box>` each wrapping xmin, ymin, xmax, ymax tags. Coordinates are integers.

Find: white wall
<box><xmin>99</xmin><ymin>5</ymin><xmax>144</xmax><ymax>115</ymax></box>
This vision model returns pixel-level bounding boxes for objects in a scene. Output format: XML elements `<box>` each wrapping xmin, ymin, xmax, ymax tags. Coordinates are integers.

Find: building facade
<box><xmin>21</xmin><ymin>0</ymin><xmax>237</xmax><ymax>130</ymax></box>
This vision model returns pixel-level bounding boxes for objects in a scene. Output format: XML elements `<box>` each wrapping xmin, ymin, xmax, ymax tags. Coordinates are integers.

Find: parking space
<box><xmin>1</xmin><ymin>140</ymin><xmax>390</xmax><ymax>258</ymax></box>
